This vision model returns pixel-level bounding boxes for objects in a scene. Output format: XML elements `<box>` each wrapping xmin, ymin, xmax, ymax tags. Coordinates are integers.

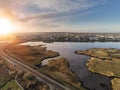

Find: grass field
<box><xmin>1</xmin><ymin>80</ymin><xmax>22</xmax><ymax>90</ymax></box>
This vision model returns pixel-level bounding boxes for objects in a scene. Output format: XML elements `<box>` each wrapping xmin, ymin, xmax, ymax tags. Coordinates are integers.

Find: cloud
<box><xmin>22</xmin><ymin>0</ymin><xmax>106</xmax><ymax>23</ymax></box>
<box><xmin>14</xmin><ymin>0</ymin><xmax>106</xmax><ymax>13</ymax></box>
<box><xmin>0</xmin><ymin>0</ymin><xmax>106</xmax><ymax>16</ymax></box>
<box><xmin>0</xmin><ymin>0</ymin><xmax>107</xmax><ymax>29</ymax></box>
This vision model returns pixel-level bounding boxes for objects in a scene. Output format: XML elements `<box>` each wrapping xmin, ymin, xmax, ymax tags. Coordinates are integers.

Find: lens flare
<box><xmin>0</xmin><ymin>18</ymin><xmax>16</xmax><ymax>35</ymax></box>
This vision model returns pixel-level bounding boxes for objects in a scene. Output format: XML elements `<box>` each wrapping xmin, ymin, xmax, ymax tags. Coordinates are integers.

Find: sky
<box><xmin>0</xmin><ymin>0</ymin><xmax>120</xmax><ymax>32</ymax></box>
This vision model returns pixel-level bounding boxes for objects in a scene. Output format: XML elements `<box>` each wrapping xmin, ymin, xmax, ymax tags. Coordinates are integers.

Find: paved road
<box><xmin>0</xmin><ymin>49</ymin><xmax>71</xmax><ymax>90</ymax></box>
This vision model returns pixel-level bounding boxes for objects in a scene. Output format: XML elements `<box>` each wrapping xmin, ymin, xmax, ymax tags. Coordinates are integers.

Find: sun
<box><xmin>0</xmin><ymin>18</ymin><xmax>15</xmax><ymax>35</ymax></box>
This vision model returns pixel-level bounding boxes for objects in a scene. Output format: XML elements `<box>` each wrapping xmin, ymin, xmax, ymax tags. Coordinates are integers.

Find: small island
<box><xmin>76</xmin><ymin>48</ymin><xmax>120</xmax><ymax>90</ymax></box>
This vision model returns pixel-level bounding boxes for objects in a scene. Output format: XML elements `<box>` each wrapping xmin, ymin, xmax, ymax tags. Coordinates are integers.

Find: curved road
<box><xmin>0</xmin><ymin>49</ymin><xmax>72</xmax><ymax>90</ymax></box>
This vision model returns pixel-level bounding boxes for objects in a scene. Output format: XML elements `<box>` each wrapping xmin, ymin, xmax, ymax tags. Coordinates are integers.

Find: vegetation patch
<box><xmin>9</xmin><ymin>45</ymin><xmax>59</xmax><ymax>66</ymax></box>
<box><xmin>16</xmin><ymin>70</ymin><xmax>49</xmax><ymax>90</ymax></box>
<box><xmin>0</xmin><ymin>60</ymin><xmax>12</xmax><ymax>89</ymax></box>
<box><xmin>87</xmin><ymin>58</ymin><xmax>120</xmax><ymax>77</ymax></box>
<box><xmin>76</xmin><ymin>48</ymin><xmax>120</xmax><ymax>90</ymax></box>
<box><xmin>1</xmin><ymin>80</ymin><xmax>22</xmax><ymax>90</ymax></box>
<box><xmin>111</xmin><ymin>78</ymin><xmax>120</xmax><ymax>90</ymax></box>
<box><xmin>39</xmin><ymin>58</ymin><xmax>86</xmax><ymax>90</ymax></box>
<box><xmin>76</xmin><ymin>48</ymin><xmax>120</xmax><ymax>60</ymax></box>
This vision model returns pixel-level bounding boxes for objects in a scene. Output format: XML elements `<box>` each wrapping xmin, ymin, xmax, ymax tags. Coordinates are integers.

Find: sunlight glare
<box><xmin>0</xmin><ymin>18</ymin><xmax>16</xmax><ymax>35</ymax></box>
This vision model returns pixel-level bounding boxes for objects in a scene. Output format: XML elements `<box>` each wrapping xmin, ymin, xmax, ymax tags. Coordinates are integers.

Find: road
<box><xmin>0</xmin><ymin>48</ymin><xmax>71</xmax><ymax>90</ymax></box>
